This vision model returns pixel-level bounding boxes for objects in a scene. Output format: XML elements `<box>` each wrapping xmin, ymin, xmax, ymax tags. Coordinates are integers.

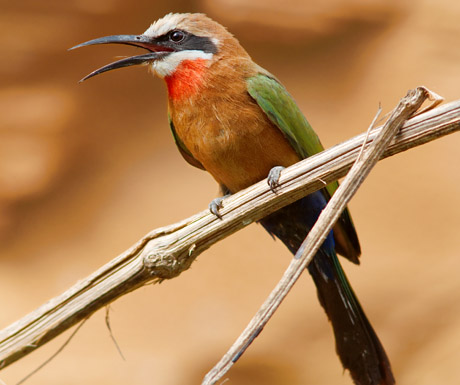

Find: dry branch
<box><xmin>1</xmin><ymin>92</ymin><xmax>459</xmax><ymax>372</ymax></box>
<box><xmin>202</xmin><ymin>86</ymin><xmax>432</xmax><ymax>384</ymax></box>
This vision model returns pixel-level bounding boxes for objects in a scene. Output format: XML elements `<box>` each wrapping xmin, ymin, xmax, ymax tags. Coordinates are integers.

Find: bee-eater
<box><xmin>72</xmin><ymin>13</ymin><xmax>394</xmax><ymax>385</ymax></box>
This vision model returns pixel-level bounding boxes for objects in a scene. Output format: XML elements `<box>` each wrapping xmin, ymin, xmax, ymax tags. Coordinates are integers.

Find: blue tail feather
<box><xmin>260</xmin><ymin>191</ymin><xmax>394</xmax><ymax>385</ymax></box>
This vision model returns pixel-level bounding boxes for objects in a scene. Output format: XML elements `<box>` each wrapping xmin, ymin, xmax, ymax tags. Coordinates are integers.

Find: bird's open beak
<box><xmin>69</xmin><ymin>34</ymin><xmax>171</xmax><ymax>82</ymax></box>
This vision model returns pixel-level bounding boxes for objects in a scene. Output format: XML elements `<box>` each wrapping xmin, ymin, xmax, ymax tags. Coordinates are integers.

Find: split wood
<box><xmin>202</xmin><ymin>87</ymin><xmax>434</xmax><ymax>384</ymax></box>
<box><xmin>0</xmin><ymin>88</ymin><xmax>458</xmax><ymax>383</ymax></box>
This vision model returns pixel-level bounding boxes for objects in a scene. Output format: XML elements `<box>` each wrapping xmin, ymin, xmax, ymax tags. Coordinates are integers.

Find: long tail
<box><xmin>260</xmin><ymin>193</ymin><xmax>394</xmax><ymax>385</ymax></box>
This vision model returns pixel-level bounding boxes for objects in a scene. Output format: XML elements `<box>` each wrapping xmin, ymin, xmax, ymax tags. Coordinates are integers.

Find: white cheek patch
<box><xmin>151</xmin><ymin>50</ymin><xmax>213</xmax><ymax>78</ymax></box>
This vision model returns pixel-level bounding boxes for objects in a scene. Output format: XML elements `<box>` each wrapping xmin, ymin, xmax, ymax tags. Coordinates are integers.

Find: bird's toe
<box><xmin>267</xmin><ymin>166</ymin><xmax>285</xmax><ymax>191</ymax></box>
<box><xmin>209</xmin><ymin>197</ymin><xmax>225</xmax><ymax>219</ymax></box>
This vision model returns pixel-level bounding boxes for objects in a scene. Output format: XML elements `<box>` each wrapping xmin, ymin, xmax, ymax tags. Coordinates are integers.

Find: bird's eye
<box><xmin>170</xmin><ymin>30</ymin><xmax>185</xmax><ymax>43</ymax></box>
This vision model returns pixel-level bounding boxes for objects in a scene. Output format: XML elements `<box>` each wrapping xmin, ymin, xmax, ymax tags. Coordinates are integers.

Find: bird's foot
<box><xmin>209</xmin><ymin>195</ymin><xmax>230</xmax><ymax>219</ymax></box>
<box><xmin>267</xmin><ymin>166</ymin><xmax>285</xmax><ymax>192</ymax></box>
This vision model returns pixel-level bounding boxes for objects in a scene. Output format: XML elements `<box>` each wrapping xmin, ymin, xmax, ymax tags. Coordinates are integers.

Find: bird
<box><xmin>71</xmin><ymin>13</ymin><xmax>394</xmax><ymax>385</ymax></box>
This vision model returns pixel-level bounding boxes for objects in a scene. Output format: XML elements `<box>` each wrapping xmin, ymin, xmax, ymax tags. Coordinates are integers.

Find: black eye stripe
<box><xmin>155</xmin><ymin>30</ymin><xmax>218</xmax><ymax>54</ymax></box>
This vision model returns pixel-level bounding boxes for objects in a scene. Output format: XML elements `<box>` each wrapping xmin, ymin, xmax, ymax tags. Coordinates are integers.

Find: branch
<box><xmin>0</xmin><ymin>92</ymin><xmax>459</xmax><ymax>372</ymax></box>
<box><xmin>202</xmin><ymin>86</ymin><xmax>432</xmax><ymax>384</ymax></box>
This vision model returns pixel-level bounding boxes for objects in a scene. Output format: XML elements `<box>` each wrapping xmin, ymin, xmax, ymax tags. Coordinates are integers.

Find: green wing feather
<box><xmin>247</xmin><ymin>73</ymin><xmax>323</xmax><ymax>159</ymax></box>
<box><xmin>247</xmin><ymin>73</ymin><xmax>361</xmax><ymax>262</ymax></box>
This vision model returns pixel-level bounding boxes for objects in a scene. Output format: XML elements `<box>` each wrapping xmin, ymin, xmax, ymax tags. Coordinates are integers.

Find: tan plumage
<box><xmin>73</xmin><ymin>13</ymin><xmax>394</xmax><ymax>385</ymax></box>
<box><xmin>153</xmin><ymin>14</ymin><xmax>298</xmax><ymax>192</ymax></box>
<box><xmin>168</xmin><ymin>57</ymin><xmax>301</xmax><ymax>192</ymax></box>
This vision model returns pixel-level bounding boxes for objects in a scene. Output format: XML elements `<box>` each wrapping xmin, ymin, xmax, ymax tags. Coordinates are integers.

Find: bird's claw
<box><xmin>209</xmin><ymin>196</ymin><xmax>225</xmax><ymax>219</ymax></box>
<box><xmin>267</xmin><ymin>166</ymin><xmax>285</xmax><ymax>192</ymax></box>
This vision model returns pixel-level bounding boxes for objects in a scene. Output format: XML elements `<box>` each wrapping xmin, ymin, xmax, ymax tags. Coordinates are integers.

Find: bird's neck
<box><xmin>164</xmin><ymin>59</ymin><xmax>208</xmax><ymax>102</ymax></box>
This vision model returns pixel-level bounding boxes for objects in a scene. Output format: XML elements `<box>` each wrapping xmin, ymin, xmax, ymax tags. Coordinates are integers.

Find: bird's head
<box><xmin>71</xmin><ymin>13</ymin><xmax>247</xmax><ymax>83</ymax></box>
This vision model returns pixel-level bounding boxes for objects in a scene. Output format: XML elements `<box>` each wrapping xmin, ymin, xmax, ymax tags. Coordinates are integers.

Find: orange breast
<box><xmin>169</xmin><ymin>78</ymin><xmax>301</xmax><ymax>193</ymax></box>
<box><xmin>165</xmin><ymin>59</ymin><xmax>208</xmax><ymax>101</ymax></box>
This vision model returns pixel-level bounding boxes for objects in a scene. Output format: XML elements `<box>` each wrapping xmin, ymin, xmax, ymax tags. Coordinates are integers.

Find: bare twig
<box><xmin>105</xmin><ymin>306</ymin><xmax>125</xmax><ymax>361</ymax></box>
<box><xmin>0</xmin><ymin>91</ymin><xmax>459</xmax><ymax>372</ymax></box>
<box><xmin>202</xmin><ymin>87</ymin><xmax>430</xmax><ymax>384</ymax></box>
<box><xmin>356</xmin><ymin>103</ymin><xmax>381</xmax><ymax>162</ymax></box>
<box><xmin>15</xmin><ymin>318</ymin><xmax>88</xmax><ymax>385</ymax></box>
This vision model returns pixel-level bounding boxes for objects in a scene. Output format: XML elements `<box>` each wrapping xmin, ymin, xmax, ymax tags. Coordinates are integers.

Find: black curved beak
<box><xmin>69</xmin><ymin>34</ymin><xmax>171</xmax><ymax>82</ymax></box>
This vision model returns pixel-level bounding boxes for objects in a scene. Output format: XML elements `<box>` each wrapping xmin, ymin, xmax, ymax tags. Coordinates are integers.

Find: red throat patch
<box><xmin>165</xmin><ymin>59</ymin><xmax>207</xmax><ymax>101</ymax></box>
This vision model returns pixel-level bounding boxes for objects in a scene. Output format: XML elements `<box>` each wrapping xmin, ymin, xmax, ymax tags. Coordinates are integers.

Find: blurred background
<box><xmin>1</xmin><ymin>0</ymin><xmax>459</xmax><ymax>384</ymax></box>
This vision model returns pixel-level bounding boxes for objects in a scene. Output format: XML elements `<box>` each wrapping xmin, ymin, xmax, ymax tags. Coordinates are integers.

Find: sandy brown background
<box><xmin>1</xmin><ymin>0</ymin><xmax>459</xmax><ymax>384</ymax></box>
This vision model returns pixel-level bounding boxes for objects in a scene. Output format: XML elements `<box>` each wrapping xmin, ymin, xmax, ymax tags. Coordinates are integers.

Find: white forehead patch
<box><xmin>144</xmin><ymin>13</ymin><xmax>187</xmax><ymax>38</ymax></box>
<box><xmin>142</xmin><ymin>13</ymin><xmax>222</xmax><ymax>54</ymax></box>
<box><xmin>151</xmin><ymin>50</ymin><xmax>213</xmax><ymax>78</ymax></box>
